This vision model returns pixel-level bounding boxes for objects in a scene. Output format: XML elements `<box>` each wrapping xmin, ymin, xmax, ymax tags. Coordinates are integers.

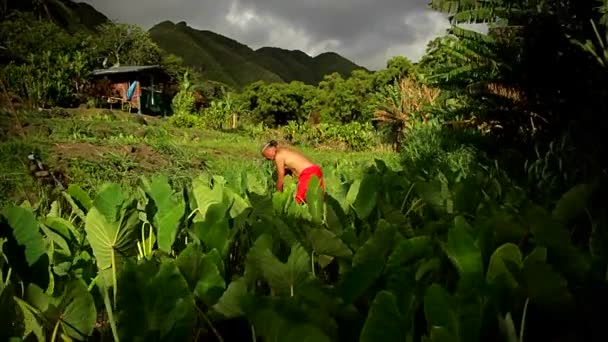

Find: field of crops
<box><xmin>1</xmin><ymin>111</ymin><xmax>607</xmax><ymax>341</ymax></box>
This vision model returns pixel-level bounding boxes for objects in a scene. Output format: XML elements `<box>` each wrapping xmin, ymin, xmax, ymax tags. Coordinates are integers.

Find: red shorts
<box><xmin>295</xmin><ymin>165</ymin><xmax>325</xmax><ymax>204</ymax></box>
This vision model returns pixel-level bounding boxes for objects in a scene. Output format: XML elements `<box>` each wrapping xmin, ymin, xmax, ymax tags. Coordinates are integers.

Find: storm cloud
<box><xmin>80</xmin><ymin>0</ymin><xmax>452</xmax><ymax>70</ymax></box>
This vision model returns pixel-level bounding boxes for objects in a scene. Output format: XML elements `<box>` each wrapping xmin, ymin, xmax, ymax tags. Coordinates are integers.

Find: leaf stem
<box><xmin>195</xmin><ymin>304</ymin><xmax>224</xmax><ymax>342</ymax></box>
<box><xmin>520</xmin><ymin>297</ymin><xmax>530</xmax><ymax>342</ymax></box>
<box><xmin>51</xmin><ymin>319</ymin><xmax>61</xmax><ymax>342</ymax></box>
<box><xmin>311</xmin><ymin>250</ymin><xmax>316</xmax><ymax>277</ymax></box>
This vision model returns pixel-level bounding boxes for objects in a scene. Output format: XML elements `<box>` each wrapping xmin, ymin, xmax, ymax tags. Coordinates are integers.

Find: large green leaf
<box><xmin>305</xmin><ymin>176</ymin><xmax>325</xmax><ymax>224</ymax></box>
<box><xmin>306</xmin><ymin>228</ymin><xmax>353</xmax><ymax>260</ymax></box>
<box><xmin>552</xmin><ymin>183</ymin><xmax>594</xmax><ymax>223</ymax></box>
<box><xmin>176</xmin><ymin>244</ymin><xmax>225</xmax><ymax>306</ymax></box>
<box><xmin>486</xmin><ymin>243</ymin><xmax>523</xmax><ymax>289</ymax></box>
<box><xmin>13</xmin><ymin>297</ymin><xmax>45</xmax><ymax>342</ymax></box>
<box><xmin>247</xmin><ymin>234</ymin><xmax>311</xmax><ymax>296</ymax></box>
<box><xmin>424</xmin><ymin>284</ymin><xmax>459</xmax><ymax>342</ymax></box>
<box><xmin>44</xmin><ymin>216</ymin><xmax>81</xmax><ymax>243</ymax></box>
<box><xmin>224</xmin><ymin>187</ymin><xmax>251</xmax><ymax>219</ymax></box>
<box><xmin>193</xmin><ymin>206</ymin><xmax>232</xmax><ymax>258</ymax></box>
<box><xmin>338</xmin><ymin>224</ymin><xmax>396</xmax><ymax>304</ymax></box>
<box><xmin>444</xmin><ymin>216</ymin><xmax>483</xmax><ymax>287</ymax></box>
<box><xmin>360</xmin><ymin>290</ymin><xmax>407</xmax><ymax>342</ymax></box>
<box><xmin>191</xmin><ymin>174</ymin><xmax>225</xmax><ymax>222</ymax></box>
<box><xmin>58</xmin><ymin>279</ymin><xmax>97</xmax><ymax>340</ymax></box>
<box><xmin>66</xmin><ymin>184</ymin><xmax>93</xmax><ymax>212</ymax></box>
<box><xmin>212</xmin><ymin>277</ymin><xmax>248</xmax><ymax>319</ymax></box>
<box><xmin>117</xmin><ymin>260</ymin><xmax>196</xmax><ymax>340</ymax></box>
<box><xmin>521</xmin><ymin>258</ymin><xmax>573</xmax><ymax>310</ymax></box>
<box><xmin>41</xmin><ymin>224</ymin><xmax>71</xmax><ymax>257</ymax></box>
<box><xmin>349</xmin><ymin>174</ymin><xmax>380</xmax><ymax>220</ymax></box>
<box><xmin>246</xmin><ymin>298</ymin><xmax>332</xmax><ymax>342</ymax></box>
<box><xmin>2</xmin><ymin>206</ymin><xmax>46</xmax><ymax>266</ymax></box>
<box><xmin>84</xmin><ymin>184</ymin><xmax>139</xmax><ymax>292</ymax></box>
<box><xmin>140</xmin><ymin>175</ymin><xmax>186</xmax><ymax>254</ymax></box>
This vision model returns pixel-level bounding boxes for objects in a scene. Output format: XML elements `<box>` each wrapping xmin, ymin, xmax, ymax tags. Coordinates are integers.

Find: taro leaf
<box><xmin>223</xmin><ymin>187</ymin><xmax>251</xmax><ymax>219</ymax></box>
<box><xmin>414</xmin><ymin>179</ymin><xmax>447</xmax><ymax>215</ymax></box>
<box><xmin>387</xmin><ymin>236</ymin><xmax>434</xmax><ymax>269</ymax></box>
<box><xmin>213</xmin><ymin>277</ymin><xmax>248</xmax><ymax>319</ymax></box>
<box><xmin>521</xmin><ymin>258</ymin><xmax>573</xmax><ymax>310</ymax></box>
<box><xmin>338</xmin><ymin>224</ymin><xmax>396</xmax><ymax>304</ymax></box>
<box><xmin>415</xmin><ymin>257</ymin><xmax>441</xmax><ymax>282</ymax></box>
<box><xmin>272</xmin><ymin>177</ymin><xmax>297</xmax><ymax>214</ymax></box>
<box><xmin>44</xmin><ymin>216</ymin><xmax>80</xmax><ymax>243</ymax></box>
<box><xmin>25</xmin><ymin>283</ymin><xmax>51</xmax><ymax>312</ymax></box>
<box><xmin>84</xmin><ymin>184</ymin><xmax>139</xmax><ymax>292</ymax></box>
<box><xmin>248</xmin><ymin>301</ymin><xmax>331</xmax><ymax>342</ymax></box>
<box><xmin>424</xmin><ymin>284</ymin><xmax>459</xmax><ymax>342</ymax></box>
<box><xmin>140</xmin><ymin>175</ymin><xmax>186</xmax><ymax>254</ymax></box>
<box><xmin>58</xmin><ymin>279</ymin><xmax>97</xmax><ymax>340</ymax></box>
<box><xmin>351</xmin><ymin>174</ymin><xmax>379</xmax><ymax>220</ymax></box>
<box><xmin>14</xmin><ymin>297</ymin><xmax>45</xmax><ymax>342</ymax></box>
<box><xmin>176</xmin><ymin>244</ymin><xmax>225</xmax><ymax>306</ymax></box>
<box><xmin>526</xmin><ymin>205</ymin><xmax>590</xmax><ymax>279</ymax></box>
<box><xmin>444</xmin><ymin>216</ymin><xmax>483</xmax><ymax>288</ymax></box>
<box><xmin>486</xmin><ymin>243</ymin><xmax>523</xmax><ymax>289</ymax></box>
<box><xmin>117</xmin><ymin>260</ymin><xmax>196</xmax><ymax>340</ymax></box>
<box><xmin>360</xmin><ymin>290</ymin><xmax>407</xmax><ymax>342</ymax></box>
<box><xmin>67</xmin><ymin>184</ymin><xmax>93</xmax><ymax>212</ymax></box>
<box><xmin>552</xmin><ymin>183</ymin><xmax>594</xmax><ymax>223</ymax></box>
<box><xmin>247</xmin><ymin>234</ymin><xmax>311</xmax><ymax>296</ymax></box>
<box><xmin>523</xmin><ymin>246</ymin><xmax>547</xmax><ymax>264</ymax></box>
<box><xmin>41</xmin><ymin>224</ymin><xmax>71</xmax><ymax>257</ymax></box>
<box><xmin>2</xmin><ymin>206</ymin><xmax>46</xmax><ymax>266</ymax></box>
<box><xmin>191</xmin><ymin>175</ymin><xmax>225</xmax><ymax>222</ymax></box>
<box><xmin>306</xmin><ymin>228</ymin><xmax>353</xmax><ymax>259</ymax></box>
<box><xmin>193</xmin><ymin>206</ymin><xmax>232</xmax><ymax>258</ymax></box>
<box><xmin>306</xmin><ymin>176</ymin><xmax>325</xmax><ymax>225</ymax></box>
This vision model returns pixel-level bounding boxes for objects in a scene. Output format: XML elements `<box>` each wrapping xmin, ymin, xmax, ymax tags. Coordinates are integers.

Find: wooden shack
<box><xmin>89</xmin><ymin>65</ymin><xmax>172</xmax><ymax>116</ymax></box>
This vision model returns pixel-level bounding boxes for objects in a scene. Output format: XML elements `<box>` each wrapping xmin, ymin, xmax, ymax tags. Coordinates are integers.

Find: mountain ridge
<box><xmin>148</xmin><ymin>20</ymin><xmax>367</xmax><ymax>88</ymax></box>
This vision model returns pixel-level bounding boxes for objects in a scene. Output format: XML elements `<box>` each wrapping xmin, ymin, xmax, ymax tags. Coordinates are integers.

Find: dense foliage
<box><xmin>1</xmin><ymin>160</ymin><xmax>607</xmax><ymax>341</ymax></box>
<box><xmin>2</xmin><ymin>0</ymin><xmax>608</xmax><ymax>341</ymax></box>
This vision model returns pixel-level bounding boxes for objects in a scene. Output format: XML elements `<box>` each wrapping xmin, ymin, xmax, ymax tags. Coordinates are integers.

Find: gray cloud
<box><xmin>81</xmin><ymin>0</ymin><xmax>451</xmax><ymax>70</ymax></box>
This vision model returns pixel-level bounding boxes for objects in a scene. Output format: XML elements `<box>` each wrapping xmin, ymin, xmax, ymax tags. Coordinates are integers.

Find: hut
<box><xmin>89</xmin><ymin>65</ymin><xmax>173</xmax><ymax>116</ymax></box>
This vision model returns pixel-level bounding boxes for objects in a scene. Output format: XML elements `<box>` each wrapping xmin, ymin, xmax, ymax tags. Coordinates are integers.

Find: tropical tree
<box><xmin>372</xmin><ymin>77</ymin><xmax>440</xmax><ymax>151</ymax></box>
<box><xmin>95</xmin><ymin>22</ymin><xmax>162</xmax><ymax>67</ymax></box>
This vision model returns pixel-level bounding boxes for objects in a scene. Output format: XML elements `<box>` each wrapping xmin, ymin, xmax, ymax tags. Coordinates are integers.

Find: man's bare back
<box><xmin>275</xmin><ymin>146</ymin><xmax>314</xmax><ymax>178</ymax></box>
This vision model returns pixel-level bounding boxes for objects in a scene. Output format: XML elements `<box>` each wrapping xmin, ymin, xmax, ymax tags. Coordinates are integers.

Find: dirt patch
<box><xmin>53</xmin><ymin>142</ymin><xmax>171</xmax><ymax>171</ymax></box>
<box><xmin>128</xmin><ymin>144</ymin><xmax>169</xmax><ymax>170</ymax></box>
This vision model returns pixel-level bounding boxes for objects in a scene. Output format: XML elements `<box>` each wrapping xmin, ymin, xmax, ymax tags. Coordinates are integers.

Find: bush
<box><xmin>401</xmin><ymin>118</ymin><xmax>481</xmax><ymax>179</ymax></box>
<box><xmin>169</xmin><ymin>113</ymin><xmax>202</xmax><ymax>128</ymax></box>
<box><xmin>281</xmin><ymin>121</ymin><xmax>378</xmax><ymax>150</ymax></box>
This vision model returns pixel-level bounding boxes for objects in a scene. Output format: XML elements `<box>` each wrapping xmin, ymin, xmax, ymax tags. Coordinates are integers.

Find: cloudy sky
<box><xmin>81</xmin><ymin>0</ymin><xmax>453</xmax><ymax>70</ymax></box>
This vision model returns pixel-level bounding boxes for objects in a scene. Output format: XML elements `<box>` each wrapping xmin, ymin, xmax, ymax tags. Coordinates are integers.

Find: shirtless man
<box><xmin>261</xmin><ymin>140</ymin><xmax>324</xmax><ymax>204</ymax></box>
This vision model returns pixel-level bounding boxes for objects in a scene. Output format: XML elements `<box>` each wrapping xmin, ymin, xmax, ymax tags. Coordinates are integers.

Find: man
<box><xmin>261</xmin><ymin>140</ymin><xmax>324</xmax><ymax>204</ymax></box>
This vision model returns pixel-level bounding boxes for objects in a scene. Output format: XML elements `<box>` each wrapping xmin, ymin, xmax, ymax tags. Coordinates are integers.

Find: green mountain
<box><xmin>149</xmin><ymin>21</ymin><xmax>367</xmax><ymax>89</ymax></box>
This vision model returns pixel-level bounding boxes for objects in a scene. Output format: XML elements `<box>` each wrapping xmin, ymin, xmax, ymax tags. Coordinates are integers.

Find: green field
<box><xmin>0</xmin><ymin>108</ymin><xmax>398</xmax><ymax>207</ymax></box>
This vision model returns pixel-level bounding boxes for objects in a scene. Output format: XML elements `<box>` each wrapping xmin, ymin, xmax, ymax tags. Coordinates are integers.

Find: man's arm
<box><xmin>275</xmin><ymin>156</ymin><xmax>285</xmax><ymax>192</ymax></box>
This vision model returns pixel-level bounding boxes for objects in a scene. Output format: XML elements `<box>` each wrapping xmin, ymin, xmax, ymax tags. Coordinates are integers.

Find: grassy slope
<box><xmin>0</xmin><ymin>109</ymin><xmax>397</xmax><ymax>206</ymax></box>
<box><xmin>149</xmin><ymin>21</ymin><xmax>366</xmax><ymax>88</ymax></box>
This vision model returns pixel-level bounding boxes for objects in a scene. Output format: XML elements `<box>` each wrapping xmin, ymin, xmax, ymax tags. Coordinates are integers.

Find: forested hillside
<box><xmin>149</xmin><ymin>20</ymin><xmax>365</xmax><ymax>88</ymax></box>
